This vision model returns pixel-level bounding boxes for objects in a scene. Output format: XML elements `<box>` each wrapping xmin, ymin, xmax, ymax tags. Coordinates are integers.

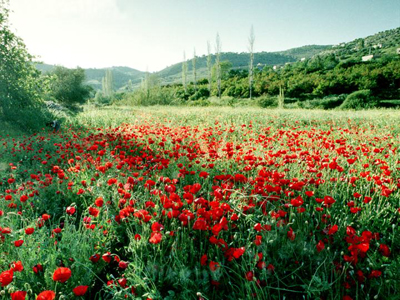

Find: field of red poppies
<box><xmin>0</xmin><ymin>107</ymin><xmax>399</xmax><ymax>300</ymax></box>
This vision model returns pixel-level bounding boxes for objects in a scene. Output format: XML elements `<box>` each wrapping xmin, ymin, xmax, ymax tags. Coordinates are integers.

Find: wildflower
<box><xmin>52</xmin><ymin>267</ymin><xmax>72</xmax><ymax>283</ymax></box>
<box><xmin>73</xmin><ymin>285</ymin><xmax>88</xmax><ymax>296</ymax></box>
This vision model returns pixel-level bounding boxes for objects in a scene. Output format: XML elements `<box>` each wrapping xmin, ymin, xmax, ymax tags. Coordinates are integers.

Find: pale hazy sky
<box><xmin>8</xmin><ymin>0</ymin><xmax>400</xmax><ymax>72</ymax></box>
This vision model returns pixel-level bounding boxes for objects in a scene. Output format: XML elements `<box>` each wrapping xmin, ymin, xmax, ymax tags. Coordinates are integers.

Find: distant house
<box><xmin>362</xmin><ymin>55</ymin><xmax>374</xmax><ymax>62</ymax></box>
<box><xmin>256</xmin><ymin>63</ymin><xmax>264</xmax><ymax>70</ymax></box>
<box><xmin>397</xmin><ymin>48</ymin><xmax>400</xmax><ymax>55</ymax></box>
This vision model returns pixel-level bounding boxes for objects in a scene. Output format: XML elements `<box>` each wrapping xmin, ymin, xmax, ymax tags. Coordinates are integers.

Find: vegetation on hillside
<box><xmin>0</xmin><ymin>0</ymin><xmax>52</xmax><ymax>131</ymax></box>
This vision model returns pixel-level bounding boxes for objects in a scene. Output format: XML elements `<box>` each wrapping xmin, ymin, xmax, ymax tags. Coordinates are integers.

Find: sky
<box><xmin>8</xmin><ymin>0</ymin><xmax>400</xmax><ymax>72</ymax></box>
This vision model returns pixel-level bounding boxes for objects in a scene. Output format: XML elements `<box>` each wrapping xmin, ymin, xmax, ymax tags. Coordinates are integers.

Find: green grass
<box><xmin>1</xmin><ymin>105</ymin><xmax>399</xmax><ymax>300</ymax></box>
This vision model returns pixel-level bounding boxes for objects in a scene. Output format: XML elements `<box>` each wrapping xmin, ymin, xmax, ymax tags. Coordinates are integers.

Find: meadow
<box><xmin>0</xmin><ymin>106</ymin><xmax>399</xmax><ymax>300</ymax></box>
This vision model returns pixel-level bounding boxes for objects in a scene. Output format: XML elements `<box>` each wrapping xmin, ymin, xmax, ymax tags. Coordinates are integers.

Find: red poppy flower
<box><xmin>73</xmin><ymin>285</ymin><xmax>88</xmax><ymax>296</ymax></box>
<box><xmin>14</xmin><ymin>240</ymin><xmax>24</xmax><ymax>247</ymax></box>
<box><xmin>66</xmin><ymin>206</ymin><xmax>76</xmax><ymax>215</ymax></box>
<box><xmin>33</xmin><ymin>264</ymin><xmax>43</xmax><ymax>274</ymax></box>
<box><xmin>89</xmin><ymin>254</ymin><xmax>101</xmax><ymax>263</ymax></box>
<box><xmin>233</xmin><ymin>247</ymin><xmax>245</xmax><ymax>259</ymax></box>
<box><xmin>0</xmin><ymin>269</ymin><xmax>13</xmax><ymax>287</ymax></box>
<box><xmin>25</xmin><ymin>227</ymin><xmax>34</xmax><ymax>235</ymax></box>
<box><xmin>149</xmin><ymin>232</ymin><xmax>162</xmax><ymax>244</ymax></box>
<box><xmin>316</xmin><ymin>240</ymin><xmax>325</xmax><ymax>253</ymax></box>
<box><xmin>20</xmin><ymin>195</ymin><xmax>28</xmax><ymax>202</ymax></box>
<box><xmin>151</xmin><ymin>222</ymin><xmax>164</xmax><ymax>232</ymax></box>
<box><xmin>36</xmin><ymin>290</ymin><xmax>55</xmax><ymax>300</ymax></box>
<box><xmin>209</xmin><ymin>261</ymin><xmax>220</xmax><ymax>272</ymax></box>
<box><xmin>12</xmin><ymin>261</ymin><xmax>24</xmax><ymax>272</ymax></box>
<box><xmin>118</xmin><ymin>277</ymin><xmax>127</xmax><ymax>288</ymax></box>
<box><xmin>245</xmin><ymin>271</ymin><xmax>254</xmax><ymax>281</ymax></box>
<box><xmin>89</xmin><ymin>207</ymin><xmax>100</xmax><ymax>217</ymax></box>
<box><xmin>254</xmin><ymin>235</ymin><xmax>262</xmax><ymax>246</ymax></box>
<box><xmin>102</xmin><ymin>252</ymin><xmax>112</xmax><ymax>263</ymax></box>
<box><xmin>328</xmin><ymin>225</ymin><xmax>338</xmax><ymax>235</ymax></box>
<box><xmin>42</xmin><ymin>214</ymin><xmax>51</xmax><ymax>221</ymax></box>
<box><xmin>379</xmin><ymin>244</ymin><xmax>391</xmax><ymax>257</ymax></box>
<box><xmin>52</xmin><ymin>267</ymin><xmax>72</xmax><ymax>283</ymax></box>
<box><xmin>287</xmin><ymin>227</ymin><xmax>295</xmax><ymax>241</ymax></box>
<box><xmin>11</xmin><ymin>291</ymin><xmax>27</xmax><ymax>300</ymax></box>
<box><xmin>200</xmin><ymin>254</ymin><xmax>208</xmax><ymax>266</ymax></box>
<box><xmin>94</xmin><ymin>197</ymin><xmax>104</xmax><ymax>207</ymax></box>
<box><xmin>369</xmin><ymin>270</ymin><xmax>382</xmax><ymax>278</ymax></box>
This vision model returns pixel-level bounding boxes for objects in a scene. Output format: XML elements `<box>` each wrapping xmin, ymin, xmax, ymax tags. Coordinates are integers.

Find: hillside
<box><xmin>276</xmin><ymin>45</ymin><xmax>332</xmax><ymax>59</ymax></box>
<box><xmin>157</xmin><ymin>52</ymin><xmax>297</xmax><ymax>84</ymax></box>
<box><xmin>35</xmin><ymin>27</ymin><xmax>400</xmax><ymax>91</ymax></box>
<box><xmin>317</xmin><ymin>27</ymin><xmax>400</xmax><ymax>60</ymax></box>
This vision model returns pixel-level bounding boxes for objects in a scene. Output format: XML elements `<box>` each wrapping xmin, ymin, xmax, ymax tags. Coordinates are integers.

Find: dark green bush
<box><xmin>257</xmin><ymin>95</ymin><xmax>278</xmax><ymax>108</ymax></box>
<box><xmin>189</xmin><ymin>87</ymin><xmax>210</xmax><ymax>100</ymax></box>
<box><xmin>297</xmin><ymin>95</ymin><xmax>346</xmax><ymax>109</ymax></box>
<box><xmin>339</xmin><ymin>90</ymin><xmax>379</xmax><ymax>109</ymax></box>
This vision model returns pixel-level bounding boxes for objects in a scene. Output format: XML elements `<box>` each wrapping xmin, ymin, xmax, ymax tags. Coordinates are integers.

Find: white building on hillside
<box><xmin>362</xmin><ymin>55</ymin><xmax>374</xmax><ymax>62</ymax></box>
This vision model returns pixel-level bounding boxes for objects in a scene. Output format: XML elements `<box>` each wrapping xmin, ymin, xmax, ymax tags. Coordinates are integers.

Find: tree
<box><xmin>192</xmin><ymin>48</ymin><xmax>197</xmax><ymax>93</ymax></box>
<box><xmin>0</xmin><ymin>0</ymin><xmax>50</xmax><ymax>129</ymax></box>
<box><xmin>182</xmin><ymin>51</ymin><xmax>188</xmax><ymax>93</ymax></box>
<box><xmin>215</xmin><ymin>33</ymin><xmax>222</xmax><ymax>98</ymax></box>
<box><xmin>248</xmin><ymin>25</ymin><xmax>255</xmax><ymax>99</ymax></box>
<box><xmin>207</xmin><ymin>41</ymin><xmax>212</xmax><ymax>93</ymax></box>
<box><xmin>102</xmin><ymin>69</ymin><xmax>114</xmax><ymax>98</ymax></box>
<box><xmin>49</xmin><ymin>66</ymin><xmax>92</xmax><ymax>106</ymax></box>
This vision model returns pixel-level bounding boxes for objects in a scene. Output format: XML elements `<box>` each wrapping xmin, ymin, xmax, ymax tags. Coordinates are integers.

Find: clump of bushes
<box><xmin>297</xmin><ymin>94</ymin><xmax>346</xmax><ymax>109</ymax></box>
<box><xmin>339</xmin><ymin>90</ymin><xmax>379</xmax><ymax>109</ymax></box>
<box><xmin>257</xmin><ymin>95</ymin><xmax>278</xmax><ymax>108</ymax></box>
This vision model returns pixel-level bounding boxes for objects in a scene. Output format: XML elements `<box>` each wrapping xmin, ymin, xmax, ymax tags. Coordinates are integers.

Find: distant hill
<box><xmin>35</xmin><ymin>27</ymin><xmax>400</xmax><ymax>91</ymax></box>
<box><xmin>156</xmin><ymin>52</ymin><xmax>298</xmax><ymax>85</ymax></box>
<box><xmin>35</xmin><ymin>64</ymin><xmax>146</xmax><ymax>91</ymax></box>
<box><xmin>276</xmin><ymin>45</ymin><xmax>332</xmax><ymax>59</ymax></box>
<box><xmin>311</xmin><ymin>27</ymin><xmax>400</xmax><ymax>61</ymax></box>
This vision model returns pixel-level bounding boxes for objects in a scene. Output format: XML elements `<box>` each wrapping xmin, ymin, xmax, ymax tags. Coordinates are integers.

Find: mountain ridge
<box><xmin>35</xmin><ymin>26</ymin><xmax>400</xmax><ymax>91</ymax></box>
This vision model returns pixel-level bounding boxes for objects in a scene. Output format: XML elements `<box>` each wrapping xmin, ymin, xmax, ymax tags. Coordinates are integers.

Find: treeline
<box><xmin>0</xmin><ymin>0</ymin><xmax>94</xmax><ymax>131</ymax></box>
<box><xmin>111</xmin><ymin>53</ymin><xmax>400</xmax><ymax>108</ymax></box>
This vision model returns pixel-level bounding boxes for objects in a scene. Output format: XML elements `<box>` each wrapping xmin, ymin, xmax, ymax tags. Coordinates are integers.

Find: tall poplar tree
<box><xmin>192</xmin><ymin>48</ymin><xmax>197</xmax><ymax>93</ymax></box>
<box><xmin>182</xmin><ymin>51</ymin><xmax>188</xmax><ymax>93</ymax></box>
<box><xmin>206</xmin><ymin>41</ymin><xmax>212</xmax><ymax>93</ymax></box>
<box><xmin>215</xmin><ymin>33</ymin><xmax>222</xmax><ymax>99</ymax></box>
<box><xmin>248</xmin><ymin>25</ymin><xmax>255</xmax><ymax>99</ymax></box>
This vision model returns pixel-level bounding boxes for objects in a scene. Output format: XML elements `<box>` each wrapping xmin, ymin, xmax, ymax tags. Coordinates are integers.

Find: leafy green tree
<box><xmin>49</xmin><ymin>66</ymin><xmax>92</xmax><ymax>106</ymax></box>
<box><xmin>0</xmin><ymin>0</ymin><xmax>50</xmax><ymax>129</ymax></box>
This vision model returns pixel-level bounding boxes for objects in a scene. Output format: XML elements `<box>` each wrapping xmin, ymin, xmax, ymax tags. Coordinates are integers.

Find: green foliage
<box><xmin>0</xmin><ymin>0</ymin><xmax>52</xmax><ymax>131</ymax></box>
<box><xmin>296</xmin><ymin>95</ymin><xmax>346</xmax><ymax>109</ymax></box>
<box><xmin>48</xmin><ymin>66</ymin><xmax>92</xmax><ymax>107</ymax></box>
<box><xmin>257</xmin><ymin>95</ymin><xmax>278</xmax><ymax>108</ymax></box>
<box><xmin>119</xmin><ymin>74</ymin><xmax>174</xmax><ymax>106</ymax></box>
<box><xmin>339</xmin><ymin>90</ymin><xmax>379</xmax><ymax>109</ymax></box>
<box><xmin>189</xmin><ymin>87</ymin><xmax>210</xmax><ymax>100</ymax></box>
<box><xmin>94</xmin><ymin>90</ymin><xmax>113</xmax><ymax>106</ymax></box>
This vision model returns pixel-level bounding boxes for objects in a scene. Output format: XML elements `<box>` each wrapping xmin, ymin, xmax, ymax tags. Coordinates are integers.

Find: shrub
<box><xmin>339</xmin><ymin>90</ymin><xmax>379</xmax><ymax>109</ymax></box>
<box><xmin>189</xmin><ymin>87</ymin><xmax>210</xmax><ymax>100</ymax></box>
<box><xmin>257</xmin><ymin>95</ymin><xmax>278</xmax><ymax>108</ymax></box>
<box><xmin>0</xmin><ymin>0</ymin><xmax>53</xmax><ymax>131</ymax></box>
<box><xmin>297</xmin><ymin>95</ymin><xmax>346</xmax><ymax>110</ymax></box>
